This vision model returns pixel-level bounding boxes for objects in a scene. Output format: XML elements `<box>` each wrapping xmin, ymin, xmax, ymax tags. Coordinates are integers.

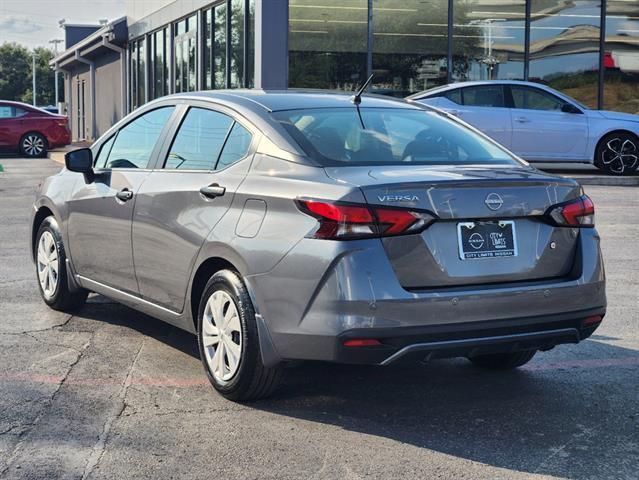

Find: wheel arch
<box><xmin>31</xmin><ymin>205</ymin><xmax>55</xmax><ymax>262</ymax></box>
<box><xmin>188</xmin><ymin>255</ymin><xmax>282</xmax><ymax>367</ymax></box>
<box><xmin>189</xmin><ymin>257</ymin><xmax>239</xmax><ymax>333</ymax></box>
<box><xmin>20</xmin><ymin>130</ymin><xmax>49</xmax><ymax>150</ymax></box>
<box><xmin>594</xmin><ymin>129</ymin><xmax>639</xmax><ymax>163</ymax></box>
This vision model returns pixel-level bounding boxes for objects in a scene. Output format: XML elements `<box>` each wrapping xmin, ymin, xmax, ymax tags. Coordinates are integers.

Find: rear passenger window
<box><xmin>462</xmin><ymin>86</ymin><xmax>505</xmax><ymax>108</ymax></box>
<box><xmin>103</xmin><ymin>107</ymin><xmax>174</xmax><ymax>169</ymax></box>
<box><xmin>164</xmin><ymin>108</ymin><xmax>232</xmax><ymax>170</ymax></box>
<box><xmin>444</xmin><ymin>89</ymin><xmax>462</xmax><ymax>105</ymax></box>
<box><xmin>511</xmin><ymin>86</ymin><xmax>565</xmax><ymax>111</ymax></box>
<box><xmin>217</xmin><ymin>123</ymin><xmax>252</xmax><ymax>169</ymax></box>
<box><xmin>0</xmin><ymin>106</ymin><xmax>24</xmax><ymax>118</ymax></box>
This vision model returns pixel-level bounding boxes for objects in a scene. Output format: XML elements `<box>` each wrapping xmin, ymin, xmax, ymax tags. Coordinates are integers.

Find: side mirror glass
<box><xmin>65</xmin><ymin>148</ymin><xmax>94</xmax><ymax>182</ymax></box>
<box><xmin>561</xmin><ymin>103</ymin><xmax>581</xmax><ymax>114</ymax></box>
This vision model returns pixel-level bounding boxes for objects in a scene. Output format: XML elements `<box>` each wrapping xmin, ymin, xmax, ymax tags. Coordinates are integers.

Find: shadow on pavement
<box><xmin>73</xmin><ymin>297</ymin><xmax>638</xmax><ymax>479</ymax></box>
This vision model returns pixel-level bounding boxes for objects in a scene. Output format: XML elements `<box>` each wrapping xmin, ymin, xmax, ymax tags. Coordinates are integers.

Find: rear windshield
<box><xmin>272</xmin><ymin>108</ymin><xmax>520</xmax><ymax>167</ymax></box>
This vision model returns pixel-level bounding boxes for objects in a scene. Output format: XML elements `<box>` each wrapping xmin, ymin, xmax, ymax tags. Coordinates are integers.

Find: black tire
<box><xmin>594</xmin><ymin>132</ymin><xmax>639</xmax><ymax>176</ymax></box>
<box><xmin>20</xmin><ymin>132</ymin><xmax>48</xmax><ymax>158</ymax></box>
<box><xmin>35</xmin><ymin>216</ymin><xmax>88</xmax><ymax>311</ymax></box>
<box><xmin>469</xmin><ymin>350</ymin><xmax>536</xmax><ymax>370</ymax></box>
<box><xmin>197</xmin><ymin>269</ymin><xmax>283</xmax><ymax>401</ymax></box>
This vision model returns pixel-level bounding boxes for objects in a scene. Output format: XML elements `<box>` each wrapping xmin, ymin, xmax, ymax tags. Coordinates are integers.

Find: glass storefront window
<box><xmin>289</xmin><ymin>0</ymin><xmax>368</xmax><ymax>90</ymax></box>
<box><xmin>204</xmin><ymin>9</ymin><xmax>213</xmax><ymax>90</ymax></box>
<box><xmin>151</xmin><ymin>28</ymin><xmax>168</xmax><ymax>99</ymax></box>
<box><xmin>130</xmin><ymin>42</ymin><xmax>138</xmax><ymax>110</ymax></box>
<box><xmin>230</xmin><ymin>0</ymin><xmax>245</xmax><ymax>88</ymax></box>
<box><xmin>604</xmin><ymin>0</ymin><xmax>639</xmax><ymax>114</ymax></box>
<box><xmin>247</xmin><ymin>0</ymin><xmax>255</xmax><ymax>88</ymax></box>
<box><xmin>174</xmin><ymin>15</ymin><xmax>197</xmax><ymax>93</ymax></box>
<box><xmin>372</xmin><ymin>0</ymin><xmax>448</xmax><ymax>97</ymax></box>
<box><xmin>529</xmin><ymin>0</ymin><xmax>600</xmax><ymax>109</ymax></box>
<box><xmin>131</xmin><ymin>38</ymin><xmax>146</xmax><ymax>110</ymax></box>
<box><xmin>452</xmin><ymin>0</ymin><xmax>525</xmax><ymax>82</ymax></box>
<box><xmin>215</xmin><ymin>3</ymin><xmax>227</xmax><ymax>89</ymax></box>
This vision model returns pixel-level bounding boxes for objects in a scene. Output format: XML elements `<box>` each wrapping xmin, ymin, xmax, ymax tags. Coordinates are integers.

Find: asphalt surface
<box><xmin>0</xmin><ymin>157</ymin><xmax>637</xmax><ymax>480</ymax></box>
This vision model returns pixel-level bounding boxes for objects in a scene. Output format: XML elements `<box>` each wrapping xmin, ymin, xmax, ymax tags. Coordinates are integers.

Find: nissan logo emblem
<box><xmin>485</xmin><ymin>193</ymin><xmax>504</xmax><ymax>211</ymax></box>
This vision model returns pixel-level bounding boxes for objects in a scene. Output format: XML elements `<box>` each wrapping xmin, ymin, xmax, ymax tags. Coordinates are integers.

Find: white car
<box><xmin>408</xmin><ymin>80</ymin><xmax>639</xmax><ymax>175</ymax></box>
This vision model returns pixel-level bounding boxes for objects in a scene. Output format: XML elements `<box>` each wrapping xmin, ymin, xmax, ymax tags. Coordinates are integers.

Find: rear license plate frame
<box><xmin>457</xmin><ymin>220</ymin><xmax>518</xmax><ymax>260</ymax></box>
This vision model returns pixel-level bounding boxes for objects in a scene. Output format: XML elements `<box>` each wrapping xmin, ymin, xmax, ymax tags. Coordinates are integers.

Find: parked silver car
<box><xmin>410</xmin><ymin>80</ymin><xmax>639</xmax><ymax>176</ymax></box>
<box><xmin>31</xmin><ymin>91</ymin><xmax>606</xmax><ymax>400</ymax></box>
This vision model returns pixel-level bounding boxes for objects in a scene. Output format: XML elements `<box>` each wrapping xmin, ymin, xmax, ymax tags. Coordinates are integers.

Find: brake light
<box><xmin>546</xmin><ymin>195</ymin><xmax>595</xmax><ymax>227</ymax></box>
<box><xmin>343</xmin><ymin>339</ymin><xmax>382</xmax><ymax>347</ymax></box>
<box><xmin>296</xmin><ymin>198</ymin><xmax>435</xmax><ymax>240</ymax></box>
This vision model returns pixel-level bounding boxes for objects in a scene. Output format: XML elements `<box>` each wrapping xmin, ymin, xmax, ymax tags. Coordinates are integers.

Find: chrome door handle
<box><xmin>200</xmin><ymin>184</ymin><xmax>226</xmax><ymax>198</ymax></box>
<box><xmin>116</xmin><ymin>188</ymin><xmax>133</xmax><ymax>202</ymax></box>
<box><xmin>515</xmin><ymin>116</ymin><xmax>530</xmax><ymax>123</ymax></box>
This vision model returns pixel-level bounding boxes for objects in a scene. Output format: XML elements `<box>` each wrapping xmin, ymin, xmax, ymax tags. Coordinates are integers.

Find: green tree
<box><xmin>0</xmin><ymin>42</ymin><xmax>31</xmax><ymax>101</ymax></box>
<box><xmin>20</xmin><ymin>47</ymin><xmax>56</xmax><ymax>106</ymax></box>
<box><xmin>0</xmin><ymin>42</ymin><xmax>56</xmax><ymax>106</ymax></box>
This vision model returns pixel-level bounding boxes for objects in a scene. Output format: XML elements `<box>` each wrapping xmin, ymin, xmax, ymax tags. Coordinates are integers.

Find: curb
<box><xmin>48</xmin><ymin>151</ymin><xmax>66</xmax><ymax>165</ymax></box>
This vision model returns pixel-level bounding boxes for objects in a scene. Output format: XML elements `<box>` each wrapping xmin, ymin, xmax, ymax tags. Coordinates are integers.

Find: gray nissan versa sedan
<box><xmin>30</xmin><ymin>90</ymin><xmax>606</xmax><ymax>400</ymax></box>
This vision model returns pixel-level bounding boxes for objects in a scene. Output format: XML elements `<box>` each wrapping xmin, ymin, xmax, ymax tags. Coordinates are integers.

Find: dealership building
<box><xmin>52</xmin><ymin>0</ymin><xmax>639</xmax><ymax>142</ymax></box>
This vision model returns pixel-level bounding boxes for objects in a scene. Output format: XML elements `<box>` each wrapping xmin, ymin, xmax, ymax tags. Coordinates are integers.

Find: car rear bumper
<box><xmin>334</xmin><ymin>307</ymin><xmax>604</xmax><ymax>365</ymax></box>
<box><xmin>247</xmin><ymin>228</ymin><xmax>606</xmax><ymax>365</ymax></box>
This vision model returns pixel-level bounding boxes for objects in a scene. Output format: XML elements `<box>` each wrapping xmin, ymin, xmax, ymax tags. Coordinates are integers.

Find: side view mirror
<box><xmin>561</xmin><ymin>103</ymin><xmax>582</xmax><ymax>114</ymax></box>
<box><xmin>65</xmin><ymin>148</ymin><xmax>94</xmax><ymax>182</ymax></box>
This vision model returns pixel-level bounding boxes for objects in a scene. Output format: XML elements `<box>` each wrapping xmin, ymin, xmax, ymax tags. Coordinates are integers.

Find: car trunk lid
<box><xmin>324</xmin><ymin>165</ymin><xmax>582</xmax><ymax>289</ymax></box>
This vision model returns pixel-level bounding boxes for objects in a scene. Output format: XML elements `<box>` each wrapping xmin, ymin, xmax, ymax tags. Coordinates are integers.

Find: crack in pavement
<box><xmin>81</xmin><ymin>337</ymin><xmax>145</xmax><ymax>480</ymax></box>
<box><xmin>0</xmin><ymin>311</ymin><xmax>76</xmax><ymax>336</ymax></box>
<box><xmin>0</xmin><ymin>333</ymin><xmax>91</xmax><ymax>479</ymax></box>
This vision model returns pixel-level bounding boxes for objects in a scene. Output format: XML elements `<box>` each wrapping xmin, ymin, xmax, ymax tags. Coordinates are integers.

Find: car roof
<box><xmin>0</xmin><ymin>100</ymin><xmax>34</xmax><ymax>109</ymax></box>
<box><xmin>408</xmin><ymin>80</ymin><xmax>565</xmax><ymax>100</ymax></box>
<box><xmin>170</xmin><ymin>89</ymin><xmax>422</xmax><ymax>113</ymax></box>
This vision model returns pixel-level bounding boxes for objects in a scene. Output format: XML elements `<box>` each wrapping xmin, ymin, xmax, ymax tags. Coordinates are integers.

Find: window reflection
<box><xmin>452</xmin><ymin>0</ymin><xmax>525</xmax><ymax>81</ymax></box>
<box><xmin>174</xmin><ymin>15</ymin><xmax>197</xmax><ymax>93</ymax></box>
<box><xmin>230</xmin><ymin>0</ymin><xmax>245</xmax><ymax>88</ymax></box>
<box><xmin>372</xmin><ymin>0</ymin><xmax>448</xmax><ymax>97</ymax></box>
<box><xmin>289</xmin><ymin>0</ymin><xmax>368</xmax><ymax>90</ymax></box>
<box><xmin>215</xmin><ymin>4</ymin><xmax>227</xmax><ymax>89</ymax></box>
<box><xmin>529</xmin><ymin>0</ymin><xmax>600</xmax><ymax>109</ymax></box>
<box><xmin>151</xmin><ymin>28</ymin><xmax>168</xmax><ymax>99</ymax></box>
<box><xmin>604</xmin><ymin>0</ymin><xmax>639</xmax><ymax>113</ymax></box>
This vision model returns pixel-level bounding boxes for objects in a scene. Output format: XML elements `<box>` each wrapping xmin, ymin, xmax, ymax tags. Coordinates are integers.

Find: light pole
<box><xmin>49</xmin><ymin>39</ymin><xmax>64</xmax><ymax>107</ymax></box>
<box><xmin>32</xmin><ymin>53</ymin><xmax>36</xmax><ymax>106</ymax></box>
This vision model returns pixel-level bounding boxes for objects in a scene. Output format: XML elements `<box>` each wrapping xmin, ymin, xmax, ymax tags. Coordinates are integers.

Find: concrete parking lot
<box><xmin>1</xmin><ymin>157</ymin><xmax>637</xmax><ymax>480</ymax></box>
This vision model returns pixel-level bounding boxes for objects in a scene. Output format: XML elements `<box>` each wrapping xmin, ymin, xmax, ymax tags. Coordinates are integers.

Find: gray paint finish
<box><xmin>31</xmin><ymin>91</ymin><xmax>606</xmax><ymax>367</ymax></box>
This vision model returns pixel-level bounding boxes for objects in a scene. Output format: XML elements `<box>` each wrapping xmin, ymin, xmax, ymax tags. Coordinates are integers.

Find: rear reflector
<box><xmin>343</xmin><ymin>339</ymin><xmax>382</xmax><ymax>347</ymax></box>
<box><xmin>296</xmin><ymin>198</ymin><xmax>436</xmax><ymax>240</ymax></box>
<box><xmin>547</xmin><ymin>195</ymin><xmax>595</xmax><ymax>228</ymax></box>
<box><xmin>582</xmin><ymin>315</ymin><xmax>603</xmax><ymax>327</ymax></box>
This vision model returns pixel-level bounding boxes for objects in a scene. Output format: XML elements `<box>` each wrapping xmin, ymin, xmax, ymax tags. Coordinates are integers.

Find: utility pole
<box><xmin>49</xmin><ymin>39</ymin><xmax>64</xmax><ymax>107</ymax></box>
<box><xmin>32</xmin><ymin>53</ymin><xmax>36</xmax><ymax>106</ymax></box>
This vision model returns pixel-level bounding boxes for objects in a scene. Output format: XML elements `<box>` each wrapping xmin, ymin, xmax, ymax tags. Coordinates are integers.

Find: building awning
<box><xmin>50</xmin><ymin>17</ymin><xmax>128</xmax><ymax>70</ymax></box>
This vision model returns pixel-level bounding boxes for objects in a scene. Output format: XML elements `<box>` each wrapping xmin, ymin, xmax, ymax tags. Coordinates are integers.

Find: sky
<box><xmin>0</xmin><ymin>0</ymin><xmax>126</xmax><ymax>50</ymax></box>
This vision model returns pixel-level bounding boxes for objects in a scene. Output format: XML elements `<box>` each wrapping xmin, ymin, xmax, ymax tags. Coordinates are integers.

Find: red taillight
<box><xmin>582</xmin><ymin>315</ymin><xmax>603</xmax><ymax>327</ymax></box>
<box><xmin>547</xmin><ymin>195</ymin><xmax>595</xmax><ymax>227</ymax></box>
<box><xmin>343</xmin><ymin>339</ymin><xmax>382</xmax><ymax>347</ymax></box>
<box><xmin>296</xmin><ymin>199</ymin><xmax>435</xmax><ymax>240</ymax></box>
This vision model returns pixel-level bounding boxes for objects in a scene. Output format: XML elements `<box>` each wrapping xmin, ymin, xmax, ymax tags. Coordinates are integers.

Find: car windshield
<box><xmin>273</xmin><ymin>107</ymin><xmax>520</xmax><ymax>167</ymax></box>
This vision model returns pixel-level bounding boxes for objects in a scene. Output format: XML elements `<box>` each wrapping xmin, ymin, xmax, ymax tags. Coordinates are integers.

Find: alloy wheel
<box><xmin>601</xmin><ymin>137</ymin><xmax>638</xmax><ymax>174</ymax></box>
<box><xmin>22</xmin><ymin>134</ymin><xmax>45</xmax><ymax>157</ymax></box>
<box><xmin>201</xmin><ymin>290</ymin><xmax>243</xmax><ymax>382</ymax></box>
<box><xmin>37</xmin><ymin>231</ymin><xmax>59</xmax><ymax>299</ymax></box>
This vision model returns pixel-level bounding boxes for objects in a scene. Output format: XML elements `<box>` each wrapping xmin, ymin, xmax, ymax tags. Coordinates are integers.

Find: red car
<box><xmin>0</xmin><ymin>101</ymin><xmax>71</xmax><ymax>157</ymax></box>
